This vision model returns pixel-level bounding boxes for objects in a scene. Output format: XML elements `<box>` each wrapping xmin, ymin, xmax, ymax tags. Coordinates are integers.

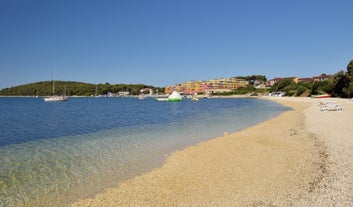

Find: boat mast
<box><xmin>52</xmin><ymin>67</ymin><xmax>55</xmax><ymax>95</ymax></box>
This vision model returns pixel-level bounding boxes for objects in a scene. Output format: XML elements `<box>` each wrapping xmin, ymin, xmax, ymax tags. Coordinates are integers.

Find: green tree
<box><xmin>270</xmin><ymin>78</ymin><xmax>295</xmax><ymax>92</ymax></box>
<box><xmin>342</xmin><ymin>60</ymin><xmax>353</xmax><ymax>98</ymax></box>
<box><xmin>311</xmin><ymin>80</ymin><xmax>331</xmax><ymax>95</ymax></box>
<box><xmin>0</xmin><ymin>81</ymin><xmax>164</xmax><ymax>97</ymax></box>
<box><xmin>233</xmin><ymin>75</ymin><xmax>266</xmax><ymax>86</ymax></box>
<box><xmin>296</xmin><ymin>86</ymin><xmax>307</xmax><ymax>96</ymax></box>
<box><xmin>328</xmin><ymin>70</ymin><xmax>345</xmax><ymax>97</ymax></box>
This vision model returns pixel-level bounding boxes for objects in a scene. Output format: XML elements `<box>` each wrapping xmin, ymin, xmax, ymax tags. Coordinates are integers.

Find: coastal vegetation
<box><xmin>0</xmin><ymin>81</ymin><xmax>164</xmax><ymax>96</ymax></box>
<box><xmin>270</xmin><ymin>60</ymin><xmax>353</xmax><ymax>98</ymax></box>
<box><xmin>270</xmin><ymin>78</ymin><xmax>313</xmax><ymax>97</ymax></box>
<box><xmin>1</xmin><ymin>60</ymin><xmax>352</xmax><ymax>98</ymax></box>
<box><xmin>233</xmin><ymin>75</ymin><xmax>267</xmax><ymax>85</ymax></box>
<box><xmin>212</xmin><ymin>60</ymin><xmax>353</xmax><ymax>98</ymax></box>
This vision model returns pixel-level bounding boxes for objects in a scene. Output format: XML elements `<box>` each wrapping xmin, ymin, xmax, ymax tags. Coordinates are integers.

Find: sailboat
<box><xmin>94</xmin><ymin>85</ymin><xmax>104</xmax><ymax>98</ymax></box>
<box><xmin>44</xmin><ymin>68</ymin><xmax>69</xmax><ymax>102</ymax></box>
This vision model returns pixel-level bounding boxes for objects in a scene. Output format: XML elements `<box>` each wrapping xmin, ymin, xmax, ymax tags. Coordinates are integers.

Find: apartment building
<box><xmin>167</xmin><ymin>78</ymin><xmax>248</xmax><ymax>95</ymax></box>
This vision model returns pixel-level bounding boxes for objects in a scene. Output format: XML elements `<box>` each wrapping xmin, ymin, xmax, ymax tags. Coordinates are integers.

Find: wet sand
<box><xmin>71</xmin><ymin>97</ymin><xmax>353</xmax><ymax>206</ymax></box>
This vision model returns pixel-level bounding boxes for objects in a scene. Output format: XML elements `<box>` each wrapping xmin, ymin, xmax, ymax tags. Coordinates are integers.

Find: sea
<box><xmin>0</xmin><ymin>97</ymin><xmax>290</xmax><ymax>206</ymax></box>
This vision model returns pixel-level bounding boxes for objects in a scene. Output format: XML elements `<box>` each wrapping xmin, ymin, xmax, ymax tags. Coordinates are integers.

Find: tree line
<box><xmin>214</xmin><ymin>60</ymin><xmax>353</xmax><ymax>98</ymax></box>
<box><xmin>270</xmin><ymin>60</ymin><xmax>353</xmax><ymax>98</ymax></box>
<box><xmin>0</xmin><ymin>81</ymin><xmax>164</xmax><ymax>96</ymax></box>
<box><xmin>1</xmin><ymin>60</ymin><xmax>352</xmax><ymax>98</ymax></box>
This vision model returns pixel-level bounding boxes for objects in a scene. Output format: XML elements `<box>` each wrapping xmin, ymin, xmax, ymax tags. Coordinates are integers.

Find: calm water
<box><xmin>0</xmin><ymin>97</ymin><xmax>290</xmax><ymax>206</ymax></box>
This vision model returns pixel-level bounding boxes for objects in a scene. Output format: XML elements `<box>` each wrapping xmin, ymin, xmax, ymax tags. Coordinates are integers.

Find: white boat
<box><xmin>93</xmin><ymin>85</ymin><xmax>103</xmax><ymax>98</ymax></box>
<box><xmin>44</xmin><ymin>68</ymin><xmax>68</xmax><ymax>102</ymax></box>
<box><xmin>138</xmin><ymin>94</ymin><xmax>146</xmax><ymax>99</ymax></box>
<box><xmin>44</xmin><ymin>95</ymin><xmax>68</xmax><ymax>102</ymax></box>
<box><xmin>155</xmin><ymin>95</ymin><xmax>169</xmax><ymax>101</ymax></box>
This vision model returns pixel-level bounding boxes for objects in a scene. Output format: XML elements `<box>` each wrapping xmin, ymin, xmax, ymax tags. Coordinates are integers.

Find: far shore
<box><xmin>1</xmin><ymin>93</ymin><xmax>353</xmax><ymax>99</ymax></box>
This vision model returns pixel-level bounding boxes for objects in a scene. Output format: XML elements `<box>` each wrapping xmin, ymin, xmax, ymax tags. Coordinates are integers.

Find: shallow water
<box><xmin>0</xmin><ymin>97</ymin><xmax>289</xmax><ymax>206</ymax></box>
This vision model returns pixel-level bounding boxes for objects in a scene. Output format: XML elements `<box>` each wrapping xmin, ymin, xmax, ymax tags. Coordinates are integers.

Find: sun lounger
<box><xmin>320</xmin><ymin>103</ymin><xmax>343</xmax><ymax>111</ymax></box>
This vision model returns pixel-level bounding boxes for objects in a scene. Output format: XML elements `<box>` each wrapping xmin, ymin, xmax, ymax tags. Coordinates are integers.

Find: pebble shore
<box><xmin>71</xmin><ymin>97</ymin><xmax>353</xmax><ymax>206</ymax></box>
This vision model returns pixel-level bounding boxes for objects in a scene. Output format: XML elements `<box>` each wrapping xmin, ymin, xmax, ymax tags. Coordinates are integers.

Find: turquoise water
<box><xmin>0</xmin><ymin>97</ymin><xmax>289</xmax><ymax>206</ymax></box>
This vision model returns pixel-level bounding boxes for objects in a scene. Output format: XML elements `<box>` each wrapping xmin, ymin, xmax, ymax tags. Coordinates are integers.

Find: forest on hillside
<box><xmin>0</xmin><ymin>81</ymin><xmax>164</xmax><ymax>96</ymax></box>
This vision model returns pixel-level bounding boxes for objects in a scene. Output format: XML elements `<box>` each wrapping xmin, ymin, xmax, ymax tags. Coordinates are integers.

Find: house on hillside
<box><xmin>266</xmin><ymin>77</ymin><xmax>297</xmax><ymax>87</ymax></box>
<box><xmin>164</xmin><ymin>85</ymin><xmax>182</xmax><ymax>94</ymax></box>
<box><xmin>265</xmin><ymin>78</ymin><xmax>283</xmax><ymax>87</ymax></box>
<box><xmin>298</xmin><ymin>78</ymin><xmax>314</xmax><ymax>83</ymax></box>
<box><xmin>164</xmin><ymin>86</ymin><xmax>175</xmax><ymax>94</ymax></box>
<box><xmin>266</xmin><ymin>74</ymin><xmax>331</xmax><ymax>87</ymax></box>
<box><xmin>175</xmin><ymin>78</ymin><xmax>247</xmax><ymax>95</ymax></box>
<box><xmin>312</xmin><ymin>75</ymin><xmax>329</xmax><ymax>82</ymax></box>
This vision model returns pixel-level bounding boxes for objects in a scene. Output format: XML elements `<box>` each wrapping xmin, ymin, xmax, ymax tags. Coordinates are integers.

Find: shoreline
<box><xmin>71</xmin><ymin>97</ymin><xmax>353</xmax><ymax>206</ymax></box>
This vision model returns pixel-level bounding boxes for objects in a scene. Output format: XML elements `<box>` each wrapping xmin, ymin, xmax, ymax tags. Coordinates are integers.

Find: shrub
<box><xmin>296</xmin><ymin>86</ymin><xmax>307</xmax><ymax>96</ymax></box>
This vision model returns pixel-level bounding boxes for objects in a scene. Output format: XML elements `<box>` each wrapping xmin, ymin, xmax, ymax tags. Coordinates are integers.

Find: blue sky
<box><xmin>0</xmin><ymin>0</ymin><xmax>352</xmax><ymax>89</ymax></box>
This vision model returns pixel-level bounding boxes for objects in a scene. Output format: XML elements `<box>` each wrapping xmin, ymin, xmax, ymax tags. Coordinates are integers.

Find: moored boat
<box><xmin>44</xmin><ymin>95</ymin><xmax>68</xmax><ymax>102</ymax></box>
<box><xmin>44</xmin><ymin>67</ymin><xmax>69</xmax><ymax>102</ymax></box>
<box><xmin>155</xmin><ymin>95</ymin><xmax>169</xmax><ymax>101</ymax></box>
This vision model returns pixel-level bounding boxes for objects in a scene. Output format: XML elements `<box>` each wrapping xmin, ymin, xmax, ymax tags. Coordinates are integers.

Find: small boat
<box><xmin>155</xmin><ymin>95</ymin><xmax>169</xmax><ymax>101</ymax></box>
<box><xmin>44</xmin><ymin>95</ymin><xmax>68</xmax><ymax>102</ymax></box>
<box><xmin>138</xmin><ymin>94</ymin><xmax>146</xmax><ymax>99</ymax></box>
<box><xmin>155</xmin><ymin>97</ymin><xmax>168</xmax><ymax>101</ymax></box>
<box><xmin>311</xmin><ymin>94</ymin><xmax>331</xmax><ymax>98</ymax></box>
<box><xmin>168</xmin><ymin>91</ymin><xmax>182</xmax><ymax>102</ymax></box>
<box><xmin>44</xmin><ymin>67</ymin><xmax>68</xmax><ymax>102</ymax></box>
<box><xmin>93</xmin><ymin>85</ymin><xmax>104</xmax><ymax>98</ymax></box>
<box><xmin>191</xmin><ymin>93</ymin><xmax>199</xmax><ymax>101</ymax></box>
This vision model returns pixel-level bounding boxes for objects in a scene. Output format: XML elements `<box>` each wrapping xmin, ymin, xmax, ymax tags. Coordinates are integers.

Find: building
<box><xmin>266</xmin><ymin>78</ymin><xmax>283</xmax><ymax>87</ymax></box>
<box><xmin>266</xmin><ymin>77</ymin><xmax>298</xmax><ymax>86</ymax></box>
<box><xmin>266</xmin><ymin>75</ymin><xmax>330</xmax><ymax>87</ymax></box>
<box><xmin>180</xmin><ymin>81</ymin><xmax>204</xmax><ymax>95</ymax></box>
<box><xmin>177</xmin><ymin>78</ymin><xmax>248</xmax><ymax>95</ymax></box>
<box><xmin>164</xmin><ymin>86</ymin><xmax>175</xmax><ymax>94</ymax></box>
<box><xmin>298</xmin><ymin>78</ymin><xmax>314</xmax><ymax>83</ymax></box>
<box><xmin>165</xmin><ymin>84</ymin><xmax>182</xmax><ymax>94</ymax></box>
<box><xmin>312</xmin><ymin>75</ymin><xmax>329</xmax><ymax>82</ymax></box>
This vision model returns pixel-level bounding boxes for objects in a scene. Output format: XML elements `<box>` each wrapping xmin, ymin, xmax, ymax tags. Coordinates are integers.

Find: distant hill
<box><xmin>0</xmin><ymin>81</ymin><xmax>163</xmax><ymax>96</ymax></box>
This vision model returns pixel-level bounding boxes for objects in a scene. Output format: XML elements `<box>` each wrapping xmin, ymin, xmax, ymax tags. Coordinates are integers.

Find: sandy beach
<box><xmin>71</xmin><ymin>97</ymin><xmax>353</xmax><ymax>206</ymax></box>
